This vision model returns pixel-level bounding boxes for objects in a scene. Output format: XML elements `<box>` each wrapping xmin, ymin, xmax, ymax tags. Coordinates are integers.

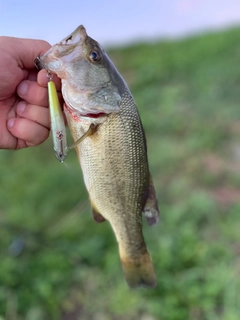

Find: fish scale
<box><xmin>39</xmin><ymin>25</ymin><xmax>159</xmax><ymax>288</ymax></box>
<box><xmin>76</xmin><ymin>93</ymin><xmax>147</xmax><ymax>216</ymax></box>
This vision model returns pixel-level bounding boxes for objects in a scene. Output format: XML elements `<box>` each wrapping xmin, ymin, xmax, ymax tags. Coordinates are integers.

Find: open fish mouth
<box><xmin>57</xmin><ymin>25</ymin><xmax>86</xmax><ymax>46</ymax></box>
<box><xmin>35</xmin><ymin>26</ymin><xmax>88</xmax><ymax>72</ymax></box>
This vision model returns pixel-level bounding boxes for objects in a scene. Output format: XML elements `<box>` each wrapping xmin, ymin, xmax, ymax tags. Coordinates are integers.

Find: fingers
<box><xmin>17</xmin><ymin>80</ymin><xmax>49</xmax><ymax>106</ymax></box>
<box><xmin>7</xmin><ymin>117</ymin><xmax>49</xmax><ymax>147</ymax></box>
<box><xmin>16</xmin><ymin>101</ymin><xmax>50</xmax><ymax>129</ymax></box>
<box><xmin>9</xmin><ymin>38</ymin><xmax>51</xmax><ymax>69</ymax></box>
<box><xmin>8</xmin><ymin>69</ymin><xmax>62</xmax><ymax>149</ymax></box>
<box><xmin>6</xmin><ymin>99</ymin><xmax>50</xmax><ymax>149</ymax></box>
<box><xmin>7</xmin><ymin>79</ymin><xmax>52</xmax><ymax>148</ymax></box>
<box><xmin>7</xmin><ymin>99</ymin><xmax>50</xmax><ymax>148</ymax></box>
<box><xmin>37</xmin><ymin>69</ymin><xmax>61</xmax><ymax>90</ymax></box>
<box><xmin>27</xmin><ymin>69</ymin><xmax>38</xmax><ymax>81</ymax></box>
<box><xmin>17</xmin><ymin>71</ymin><xmax>62</xmax><ymax>106</ymax></box>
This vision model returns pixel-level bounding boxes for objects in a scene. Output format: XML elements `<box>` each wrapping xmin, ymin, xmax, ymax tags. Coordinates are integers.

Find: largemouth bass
<box><xmin>38</xmin><ymin>25</ymin><xmax>159</xmax><ymax>288</ymax></box>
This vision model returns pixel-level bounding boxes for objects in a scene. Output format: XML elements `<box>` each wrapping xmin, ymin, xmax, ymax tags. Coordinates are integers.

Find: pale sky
<box><xmin>1</xmin><ymin>0</ymin><xmax>240</xmax><ymax>47</ymax></box>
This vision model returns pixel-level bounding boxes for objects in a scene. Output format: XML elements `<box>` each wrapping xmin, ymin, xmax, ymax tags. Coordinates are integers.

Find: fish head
<box><xmin>40</xmin><ymin>25</ymin><xmax>104</xmax><ymax>84</ymax></box>
<box><xmin>38</xmin><ymin>25</ymin><xmax>125</xmax><ymax>117</ymax></box>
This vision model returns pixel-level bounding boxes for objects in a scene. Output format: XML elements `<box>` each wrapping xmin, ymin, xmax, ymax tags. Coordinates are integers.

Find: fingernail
<box><xmin>7</xmin><ymin>119</ymin><xmax>15</xmax><ymax>129</ymax></box>
<box><xmin>17</xmin><ymin>81</ymin><xmax>28</xmax><ymax>96</ymax></box>
<box><xmin>17</xmin><ymin>101</ymin><xmax>27</xmax><ymax>114</ymax></box>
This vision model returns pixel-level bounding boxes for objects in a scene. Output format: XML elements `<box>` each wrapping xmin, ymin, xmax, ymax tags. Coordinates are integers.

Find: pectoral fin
<box><xmin>91</xmin><ymin>202</ymin><xmax>106</xmax><ymax>223</ymax></box>
<box><xmin>67</xmin><ymin>123</ymin><xmax>98</xmax><ymax>150</ymax></box>
<box><xmin>143</xmin><ymin>175</ymin><xmax>160</xmax><ymax>226</ymax></box>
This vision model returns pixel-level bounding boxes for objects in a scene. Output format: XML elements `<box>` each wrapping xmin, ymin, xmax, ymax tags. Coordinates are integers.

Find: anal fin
<box><xmin>91</xmin><ymin>202</ymin><xmax>106</xmax><ymax>223</ymax></box>
<box><xmin>143</xmin><ymin>175</ymin><xmax>160</xmax><ymax>226</ymax></box>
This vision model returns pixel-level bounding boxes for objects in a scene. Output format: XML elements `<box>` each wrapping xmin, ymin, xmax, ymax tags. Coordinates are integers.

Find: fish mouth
<box><xmin>58</xmin><ymin>25</ymin><xmax>87</xmax><ymax>47</ymax></box>
<box><xmin>35</xmin><ymin>25</ymin><xmax>87</xmax><ymax>72</ymax></box>
<box><xmin>34</xmin><ymin>56</ymin><xmax>46</xmax><ymax>71</ymax></box>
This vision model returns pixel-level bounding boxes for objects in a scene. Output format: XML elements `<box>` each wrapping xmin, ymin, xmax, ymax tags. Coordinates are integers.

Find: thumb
<box><xmin>8</xmin><ymin>37</ymin><xmax>51</xmax><ymax>69</ymax></box>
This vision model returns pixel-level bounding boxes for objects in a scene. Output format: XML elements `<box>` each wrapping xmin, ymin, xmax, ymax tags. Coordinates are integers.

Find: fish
<box><xmin>38</xmin><ymin>25</ymin><xmax>160</xmax><ymax>288</ymax></box>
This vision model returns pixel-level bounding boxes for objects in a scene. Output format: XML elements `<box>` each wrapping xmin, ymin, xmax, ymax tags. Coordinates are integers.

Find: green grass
<box><xmin>1</xmin><ymin>27</ymin><xmax>240</xmax><ymax>319</ymax></box>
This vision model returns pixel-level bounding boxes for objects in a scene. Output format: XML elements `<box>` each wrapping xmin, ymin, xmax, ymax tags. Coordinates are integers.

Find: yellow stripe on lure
<box><xmin>48</xmin><ymin>80</ymin><xmax>67</xmax><ymax>163</ymax></box>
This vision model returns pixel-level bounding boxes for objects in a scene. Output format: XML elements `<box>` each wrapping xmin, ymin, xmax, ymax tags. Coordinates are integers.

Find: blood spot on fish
<box><xmin>64</xmin><ymin>103</ymin><xmax>106</xmax><ymax>121</ymax></box>
<box><xmin>84</xmin><ymin>112</ymin><xmax>106</xmax><ymax>118</ymax></box>
<box><xmin>64</xmin><ymin>104</ymin><xmax>81</xmax><ymax>122</ymax></box>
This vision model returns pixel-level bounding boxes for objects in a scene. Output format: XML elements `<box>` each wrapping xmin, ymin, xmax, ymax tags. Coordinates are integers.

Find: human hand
<box><xmin>0</xmin><ymin>36</ymin><xmax>61</xmax><ymax>149</ymax></box>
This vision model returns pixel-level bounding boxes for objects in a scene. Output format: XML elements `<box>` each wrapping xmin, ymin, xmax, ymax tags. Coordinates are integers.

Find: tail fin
<box><xmin>120</xmin><ymin>250</ymin><xmax>156</xmax><ymax>288</ymax></box>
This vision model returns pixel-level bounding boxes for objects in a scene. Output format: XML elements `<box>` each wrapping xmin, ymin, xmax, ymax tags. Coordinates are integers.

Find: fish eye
<box><xmin>88</xmin><ymin>50</ymin><xmax>102</xmax><ymax>63</ymax></box>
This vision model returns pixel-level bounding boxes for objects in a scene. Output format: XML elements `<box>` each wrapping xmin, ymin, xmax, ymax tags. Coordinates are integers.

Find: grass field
<box><xmin>1</xmin><ymin>27</ymin><xmax>240</xmax><ymax>319</ymax></box>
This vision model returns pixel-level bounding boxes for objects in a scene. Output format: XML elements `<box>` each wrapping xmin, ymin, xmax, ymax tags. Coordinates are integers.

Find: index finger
<box><xmin>37</xmin><ymin>69</ymin><xmax>61</xmax><ymax>91</ymax></box>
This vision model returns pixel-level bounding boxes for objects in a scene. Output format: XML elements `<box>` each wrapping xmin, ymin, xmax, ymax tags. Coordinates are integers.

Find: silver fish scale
<box><xmin>74</xmin><ymin>90</ymin><xmax>149</xmax><ymax>254</ymax></box>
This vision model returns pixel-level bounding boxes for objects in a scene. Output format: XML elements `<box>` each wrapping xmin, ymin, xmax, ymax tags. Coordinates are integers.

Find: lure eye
<box><xmin>88</xmin><ymin>50</ymin><xmax>102</xmax><ymax>63</ymax></box>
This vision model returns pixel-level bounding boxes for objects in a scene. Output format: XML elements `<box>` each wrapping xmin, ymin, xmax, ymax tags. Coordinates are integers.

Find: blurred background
<box><xmin>1</xmin><ymin>1</ymin><xmax>240</xmax><ymax>319</ymax></box>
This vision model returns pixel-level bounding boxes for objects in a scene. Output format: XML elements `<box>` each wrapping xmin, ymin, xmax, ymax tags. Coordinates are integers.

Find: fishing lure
<box><xmin>35</xmin><ymin>57</ymin><xmax>68</xmax><ymax>162</ymax></box>
<box><xmin>47</xmin><ymin>76</ymin><xmax>68</xmax><ymax>163</ymax></box>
